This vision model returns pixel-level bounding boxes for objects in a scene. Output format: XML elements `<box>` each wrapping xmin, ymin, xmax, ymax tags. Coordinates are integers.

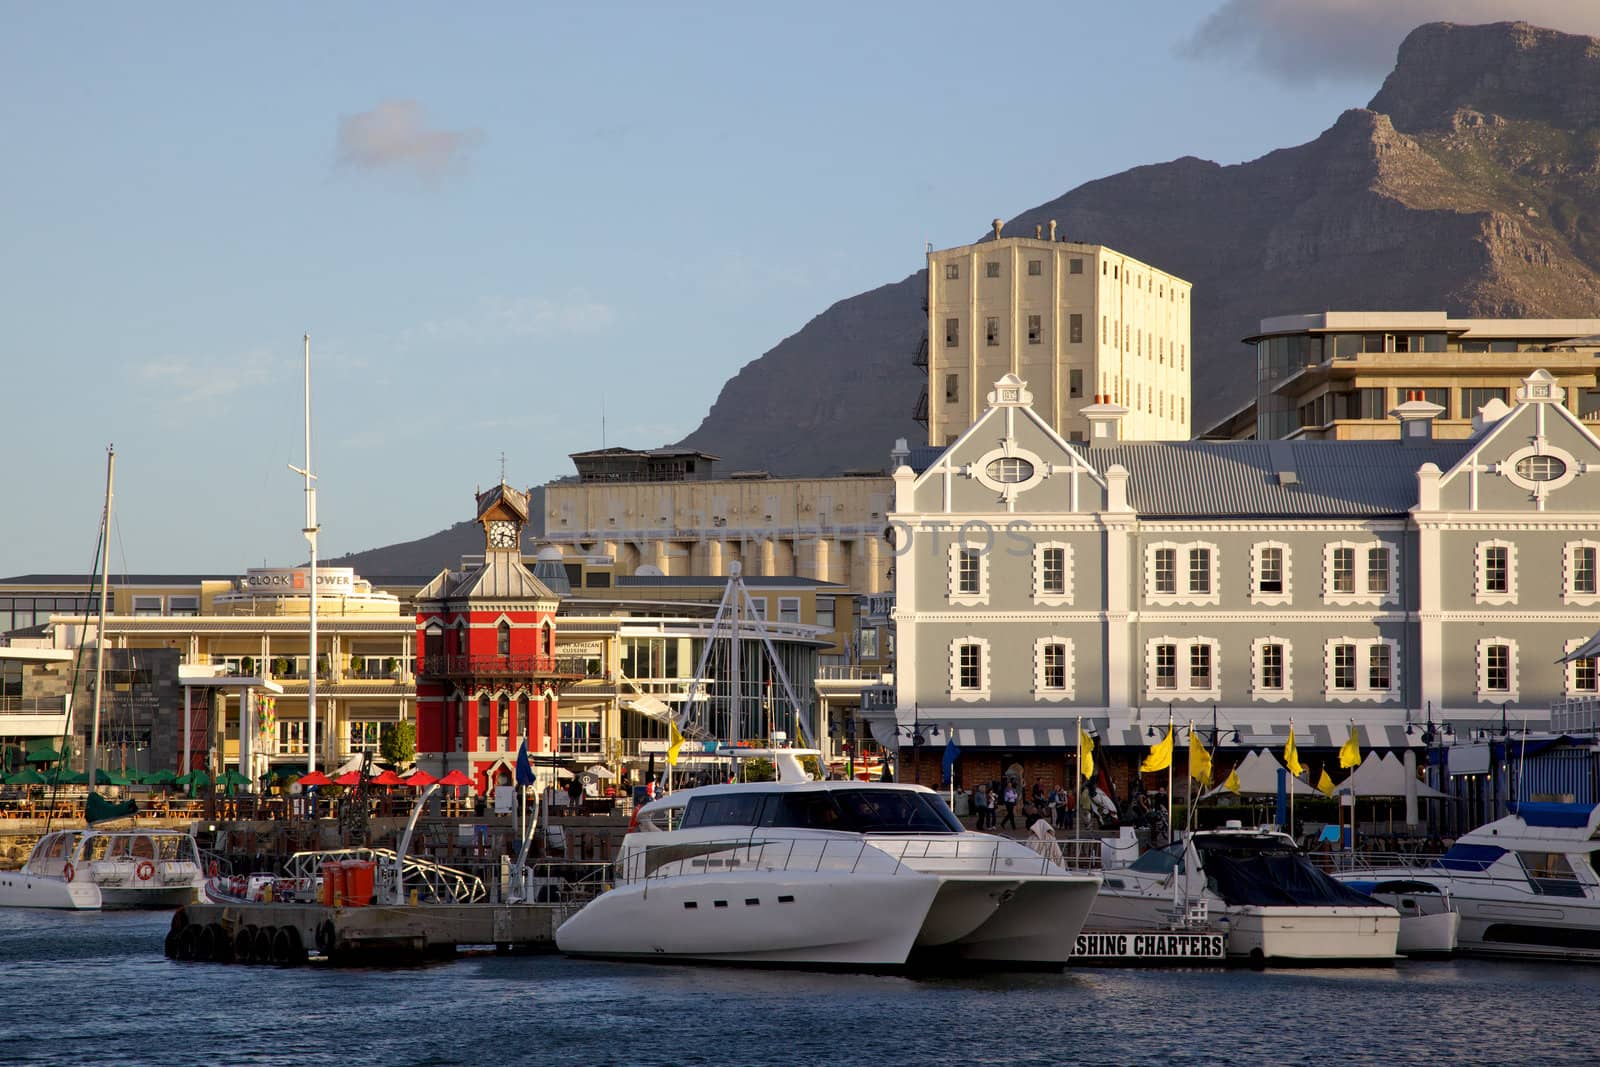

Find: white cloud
<box><xmin>133</xmin><ymin>347</ymin><xmax>286</xmax><ymax>406</ymax></box>
<box><xmin>1180</xmin><ymin>1</ymin><xmax>1600</xmax><ymax>83</ymax></box>
<box><xmin>397</xmin><ymin>294</ymin><xmax>618</xmax><ymax>349</ymax></box>
<box><xmin>336</xmin><ymin>100</ymin><xmax>481</xmax><ymax>183</ymax></box>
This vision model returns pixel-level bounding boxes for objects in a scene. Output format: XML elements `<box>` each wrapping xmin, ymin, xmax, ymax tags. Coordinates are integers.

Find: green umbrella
<box><xmin>218</xmin><ymin>769</ymin><xmax>251</xmax><ymax>795</ymax></box>
<box><xmin>25</xmin><ymin>746</ymin><xmax>63</xmax><ymax>763</ymax></box>
<box><xmin>121</xmin><ymin>769</ymin><xmax>147</xmax><ymax>785</ymax></box>
<box><xmin>176</xmin><ymin>769</ymin><xmax>212</xmax><ymax>791</ymax></box>
<box><xmin>57</xmin><ymin>769</ymin><xmax>88</xmax><ymax>784</ymax></box>
<box><xmin>145</xmin><ymin>768</ymin><xmax>178</xmax><ymax>786</ymax></box>
<box><xmin>6</xmin><ymin>767</ymin><xmax>47</xmax><ymax>785</ymax></box>
<box><xmin>88</xmin><ymin>769</ymin><xmax>130</xmax><ymax>786</ymax></box>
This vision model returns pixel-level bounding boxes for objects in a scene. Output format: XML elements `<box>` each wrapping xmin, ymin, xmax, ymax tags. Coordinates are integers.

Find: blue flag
<box><xmin>941</xmin><ymin>733</ymin><xmax>962</xmax><ymax>786</ymax></box>
<box><xmin>515</xmin><ymin>738</ymin><xmax>536</xmax><ymax>787</ymax></box>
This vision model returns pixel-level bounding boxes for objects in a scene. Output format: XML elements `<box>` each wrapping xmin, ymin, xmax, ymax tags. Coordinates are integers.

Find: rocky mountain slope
<box><xmin>350</xmin><ymin>20</ymin><xmax>1600</xmax><ymax>574</ymax></box>
<box><xmin>679</xmin><ymin>19</ymin><xmax>1600</xmax><ymax>470</ymax></box>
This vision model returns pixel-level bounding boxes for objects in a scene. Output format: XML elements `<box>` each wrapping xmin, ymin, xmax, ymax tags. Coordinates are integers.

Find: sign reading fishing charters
<box><xmin>1072</xmin><ymin>931</ymin><xmax>1226</xmax><ymax>960</ymax></box>
<box><xmin>240</xmin><ymin>567</ymin><xmax>357</xmax><ymax>594</ymax></box>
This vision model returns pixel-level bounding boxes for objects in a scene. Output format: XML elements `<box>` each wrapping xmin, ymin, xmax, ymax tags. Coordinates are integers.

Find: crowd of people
<box><xmin>966</xmin><ymin>776</ymin><xmax>1169</xmax><ymax>843</ymax></box>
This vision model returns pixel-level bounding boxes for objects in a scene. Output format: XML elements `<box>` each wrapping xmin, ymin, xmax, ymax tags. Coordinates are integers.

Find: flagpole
<box><xmin>1166</xmin><ymin>709</ymin><xmax>1173</xmax><ymax>847</ymax></box>
<box><xmin>1288</xmin><ymin>718</ymin><xmax>1295</xmax><ymax>839</ymax></box>
<box><xmin>1074</xmin><ymin>716</ymin><xmax>1082</xmax><ymax>864</ymax></box>
<box><xmin>1349</xmin><ymin>719</ymin><xmax>1357</xmax><ymax>855</ymax></box>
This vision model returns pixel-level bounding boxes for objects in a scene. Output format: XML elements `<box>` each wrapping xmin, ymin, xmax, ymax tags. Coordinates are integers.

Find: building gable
<box><xmin>1436</xmin><ymin>371</ymin><xmax>1600</xmax><ymax>513</ymax></box>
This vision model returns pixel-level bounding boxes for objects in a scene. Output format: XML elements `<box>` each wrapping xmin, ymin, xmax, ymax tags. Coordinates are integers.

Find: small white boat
<box><xmin>1339</xmin><ymin>879</ymin><xmax>1459</xmax><ymax>956</ymax></box>
<box><xmin>1088</xmin><ymin>823</ymin><xmax>1400</xmax><ymax>965</ymax></box>
<box><xmin>0</xmin><ymin>828</ymin><xmax>207</xmax><ymax>910</ymax></box>
<box><xmin>556</xmin><ymin>750</ymin><xmax>1101</xmax><ymax>969</ymax></box>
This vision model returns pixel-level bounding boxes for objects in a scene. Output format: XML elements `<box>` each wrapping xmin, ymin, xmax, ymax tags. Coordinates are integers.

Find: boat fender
<box><xmin>62</xmin><ymin>863</ymin><xmax>74</xmax><ymax>882</ymax></box>
<box><xmin>235</xmin><ymin>925</ymin><xmax>258</xmax><ymax>963</ymax></box>
<box><xmin>315</xmin><ymin>919</ymin><xmax>337</xmax><ymax>957</ymax></box>
<box><xmin>207</xmin><ymin>859</ymin><xmax>219</xmax><ymax>878</ymax></box>
<box><xmin>137</xmin><ymin>861</ymin><xmax>156</xmax><ymax>882</ymax></box>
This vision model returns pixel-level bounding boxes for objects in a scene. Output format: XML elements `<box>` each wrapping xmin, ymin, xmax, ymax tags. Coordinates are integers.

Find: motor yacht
<box><xmin>1337</xmin><ymin>878</ymin><xmax>1459</xmax><ymax>956</ymax></box>
<box><xmin>555</xmin><ymin>751</ymin><xmax>1101</xmax><ymax>969</ymax></box>
<box><xmin>1087</xmin><ymin>823</ymin><xmax>1399</xmax><ymax>965</ymax></box>
<box><xmin>1335</xmin><ymin>802</ymin><xmax>1600</xmax><ymax>960</ymax></box>
<box><xmin>0</xmin><ymin>828</ymin><xmax>207</xmax><ymax>910</ymax></box>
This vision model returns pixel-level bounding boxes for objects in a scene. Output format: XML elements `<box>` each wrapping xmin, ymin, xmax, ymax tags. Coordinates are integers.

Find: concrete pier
<box><xmin>167</xmin><ymin>901</ymin><xmax>565</xmax><ymax>965</ymax></box>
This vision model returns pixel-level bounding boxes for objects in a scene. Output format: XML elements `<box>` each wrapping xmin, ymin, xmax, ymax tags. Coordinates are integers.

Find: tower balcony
<box><xmin>419</xmin><ymin>654</ymin><xmax>590</xmax><ymax>681</ymax></box>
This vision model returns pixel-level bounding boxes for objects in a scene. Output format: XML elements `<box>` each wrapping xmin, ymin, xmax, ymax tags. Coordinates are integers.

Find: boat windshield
<box><xmin>1128</xmin><ymin>842</ymin><xmax>1185</xmax><ymax>875</ymax></box>
<box><xmin>681</xmin><ymin>788</ymin><xmax>964</xmax><ymax>834</ymax></box>
<box><xmin>1194</xmin><ymin>837</ymin><xmax>1379</xmax><ymax>908</ymax></box>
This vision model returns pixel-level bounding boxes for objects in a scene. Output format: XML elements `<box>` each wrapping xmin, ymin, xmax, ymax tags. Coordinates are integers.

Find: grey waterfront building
<box><xmin>870</xmin><ymin>371</ymin><xmax>1600</xmax><ymax>777</ymax></box>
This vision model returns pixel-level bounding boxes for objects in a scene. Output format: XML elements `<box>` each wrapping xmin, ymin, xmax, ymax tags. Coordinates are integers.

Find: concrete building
<box><xmin>875</xmin><ymin>371</ymin><xmax>1600</xmax><ymax>795</ymax></box>
<box><xmin>1205</xmin><ymin>312</ymin><xmax>1600</xmax><ymax>441</ymax></box>
<box><xmin>919</xmin><ymin>219</ymin><xmax>1192</xmax><ymax>446</ymax></box>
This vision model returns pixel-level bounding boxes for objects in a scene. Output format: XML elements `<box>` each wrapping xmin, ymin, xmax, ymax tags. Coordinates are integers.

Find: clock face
<box><xmin>488</xmin><ymin>520</ymin><xmax>518</xmax><ymax>549</ymax></box>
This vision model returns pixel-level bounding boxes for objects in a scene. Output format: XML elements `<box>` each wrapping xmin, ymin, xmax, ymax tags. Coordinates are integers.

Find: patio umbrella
<box><xmin>334</xmin><ymin>771</ymin><xmax>363</xmax><ymax>787</ymax></box>
<box><xmin>296</xmin><ymin>770</ymin><xmax>333</xmax><ymax>787</ymax></box>
<box><xmin>121</xmin><ymin>769</ymin><xmax>147</xmax><ymax>785</ymax></box>
<box><xmin>6</xmin><ymin>767</ymin><xmax>47</xmax><ymax>785</ymax></box>
<box><xmin>25</xmin><ymin>746</ymin><xmax>63</xmax><ymax>763</ymax></box>
<box><xmin>436</xmin><ymin>770</ymin><xmax>474</xmax><ymax>788</ymax></box>
<box><xmin>90</xmin><ymin>769</ymin><xmax>129</xmax><ymax>787</ymax></box>
<box><xmin>400</xmin><ymin>769</ymin><xmax>436</xmax><ymax>787</ymax></box>
<box><xmin>370</xmin><ymin>770</ymin><xmax>405</xmax><ymax>787</ymax></box>
<box><xmin>586</xmin><ymin>764</ymin><xmax>616</xmax><ymax>779</ymax></box>
<box><xmin>176</xmin><ymin>769</ymin><xmax>212</xmax><ymax>791</ymax></box>
<box><xmin>218</xmin><ymin>770</ymin><xmax>252</xmax><ymax>795</ymax></box>
<box><xmin>145</xmin><ymin>768</ymin><xmax>178</xmax><ymax>786</ymax></box>
<box><xmin>57</xmin><ymin>769</ymin><xmax>89</xmax><ymax>784</ymax></box>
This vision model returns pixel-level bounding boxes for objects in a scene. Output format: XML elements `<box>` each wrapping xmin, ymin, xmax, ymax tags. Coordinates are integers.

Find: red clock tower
<box><xmin>414</xmin><ymin>483</ymin><xmax>568</xmax><ymax>793</ymax></box>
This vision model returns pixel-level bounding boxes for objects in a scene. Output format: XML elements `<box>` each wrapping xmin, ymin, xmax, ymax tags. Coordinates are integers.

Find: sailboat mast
<box><xmin>302</xmin><ymin>334</ymin><xmax>320</xmax><ymax>774</ymax></box>
<box><xmin>87</xmin><ymin>446</ymin><xmax>115</xmax><ymax>798</ymax></box>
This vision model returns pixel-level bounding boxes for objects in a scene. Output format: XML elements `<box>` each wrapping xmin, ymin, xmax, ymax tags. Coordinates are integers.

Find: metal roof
<box><xmin>1089</xmin><ymin>439</ymin><xmax>1472</xmax><ymax>518</ymax></box>
<box><xmin>617</xmin><ymin>575</ymin><xmax>843</xmax><ymax>588</ymax></box>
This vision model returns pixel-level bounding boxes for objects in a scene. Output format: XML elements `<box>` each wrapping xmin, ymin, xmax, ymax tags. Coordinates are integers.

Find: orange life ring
<box><xmin>137</xmin><ymin>860</ymin><xmax>156</xmax><ymax>882</ymax></box>
<box><xmin>63</xmin><ymin>862</ymin><xmax>75</xmax><ymax>882</ymax></box>
<box><xmin>207</xmin><ymin>859</ymin><xmax>219</xmax><ymax>878</ymax></box>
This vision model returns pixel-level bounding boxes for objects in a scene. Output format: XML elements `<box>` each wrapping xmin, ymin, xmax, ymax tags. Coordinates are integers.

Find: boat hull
<box><xmin>0</xmin><ymin>874</ymin><xmax>102</xmax><ymax>910</ymax></box>
<box><xmin>1088</xmin><ymin>893</ymin><xmax>1398</xmax><ymax>963</ymax></box>
<box><xmin>556</xmin><ymin>870</ymin><xmax>941</xmax><ymax>967</ymax></box>
<box><xmin>923</xmin><ymin>875</ymin><xmax>1100</xmax><ymax>964</ymax></box>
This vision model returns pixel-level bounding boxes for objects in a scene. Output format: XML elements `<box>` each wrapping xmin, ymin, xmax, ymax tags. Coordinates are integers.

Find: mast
<box><xmin>86</xmin><ymin>445</ymin><xmax>115</xmax><ymax>799</ymax></box>
<box><xmin>289</xmin><ymin>334</ymin><xmax>321</xmax><ymax>773</ymax></box>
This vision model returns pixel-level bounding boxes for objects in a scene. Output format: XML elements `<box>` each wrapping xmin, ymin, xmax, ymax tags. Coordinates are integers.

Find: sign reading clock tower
<box><xmin>414</xmin><ymin>482</ymin><xmax>575</xmax><ymax>793</ymax></box>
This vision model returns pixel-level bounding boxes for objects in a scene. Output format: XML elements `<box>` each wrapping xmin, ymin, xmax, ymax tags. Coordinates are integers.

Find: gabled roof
<box><xmin>475</xmin><ymin>482</ymin><xmax>529</xmax><ymax>524</ymax></box>
<box><xmin>1090</xmin><ymin>440</ymin><xmax>1470</xmax><ymax>517</ymax></box>
<box><xmin>417</xmin><ymin>553</ymin><xmax>556</xmax><ymax>603</ymax></box>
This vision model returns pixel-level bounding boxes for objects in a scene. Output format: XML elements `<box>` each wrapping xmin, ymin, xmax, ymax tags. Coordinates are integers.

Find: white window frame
<box><xmin>1250</xmin><ymin>542</ymin><xmax>1292</xmax><ymax>606</ymax></box>
<box><xmin>1476</xmin><ymin>637</ymin><xmax>1519</xmax><ymax>702</ymax></box>
<box><xmin>1323</xmin><ymin>539</ymin><xmax>1397</xmax><ymax>606</ymax></box>
<box><xmin>131</xmin><ymin>595</ymin><xmax>163</xmax><ymax>617</ymax></box>
<box><xmin>1250</xmin><ymin>636</ymin><xmax>1293</xmax><ymax>703</ymax></box>
<box><xmin>1033</xmin><ymin>541</ymin><xmax>1074</xmax><ymax>607</ymax></box>
<box><xmin>1145</xmin><ymin>541</ymin><xmax>1219</xmax><ymax>607</ymax></box>
<box><xmin>1144</xmin><ymin>635</ymin><xmax>1221</xmax><ymax>701</ymax></box>
<box><xmin>1563</xmin><ymin>541</ymin><xmax>1600</xmax><ymax>606</ymax></box>
<box><xmin>949</xmin><ymin>636</ymin><xmax>991</xmax><ymax>702</ymax></box>
<box><xmin>1565</xmin><ymin>637</ymin><xmax>1599</xmax><ymax>696</ymax></box>
<box><xmin>1322</xmin><ymin>637</ymin><xmax>1400</xmax><ymax>703</ymax></box>
<box><xmin>1474</xmin><ymin>539</ymin><xmax>1517</xmax><ymax>606</ymax></box>
<box><xmin>948</xmin><ymin>542</ymin><xmax>990</xmax><ymax>607</ymax></box>
<box><xmin>1032</xmin><ymin>636</ymin><xmax>1075</xmax><ymax>702</ymax></box>
<box><xmin>777</xmin><ymin>596</ymin><xmax>801</xmax><ymax>623</ymax></box>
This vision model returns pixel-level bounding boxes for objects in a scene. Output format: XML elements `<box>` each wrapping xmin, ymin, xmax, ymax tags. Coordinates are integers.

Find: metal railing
<box><xmin>619</xmin><ymin>834</ymin><xmax>1066</xmax><ymax>886</ymax></box>
<box><xmin>0</xmin><ymin>696</ymin><xmax>69</xmax><ymax>714</ymax></box>
<box><xmin>280</xmin><ymin>847</ymin><xmax>487</xmax><ymax>904</ymax></box>
<box><xmin>1327</xmin><ymin>849</ymin><xmax>1591</xmax><ymax>897</ymax></box>
<box><xmin>1551</xmin><ymin>698</ymin><xmax>1600</xmax><ymax>735</ymax></box>
<box><xmin>817</xmin><ymin>666</ymin><xmax>887</xmax><ymax>682</ymax></box>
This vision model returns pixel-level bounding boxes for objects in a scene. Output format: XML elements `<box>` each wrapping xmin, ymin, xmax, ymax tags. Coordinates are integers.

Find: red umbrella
<box><xmin>435</xmin><ymin>770</ymin><xmax>473</xmax><ymax>787</ymax></box>
<box><xmin>297</xmin><ymin>771</ymin><xmax>333</xmax><ymax>787</ymax></box>
<box><xmin>370</xmin><ymin>770</ymin><xmax>405</xmax><ymax>787</ymax></box>
<box><xmin>334</xmin><ymin>771</ymin><xmax>362</xmax><ymax>786</ymax></box>
<box><xmin>400</xmin><ymin>769</ymin><xmax>437</xmax><ymax>787</ymax></box>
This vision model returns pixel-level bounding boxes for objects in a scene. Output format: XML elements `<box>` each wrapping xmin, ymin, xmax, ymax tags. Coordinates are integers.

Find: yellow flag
<box><xmin>667</xmin><ymin>719</ymin><xmax>685</xmax><ymax>766</ymax></box>
<box><xmin>1223</xmin><ymin>767</ymin><xmax>1241</xmax><ymax>794</ymax></box>
<box><xmin>1141</xmin><ymin>726</ymin><xmax>1173</xmax><ymax>772</ymax></box>
<box><xmin>1078</xmin><ymin>724</ymin><xmax>1095</xmax><ymax>780</ymax></box>
<box><xmin>1188</xmin><ymin>730</ymin><xmax>1212</xmax><ymax>786</ymax></box>
<box><xmin>1283</xmin><ymin>725</ymin><xmax>1305</xmax><ymax>777</ymax></box>
<box><xmin>1339</xmin><ymin>725</ymin><xmax>1362</xmax><ymax>770</ymax></box>
<box><xmin>1317</xmin><ymin>767</ymin><xmax>1335</xmax><ymax>797</ymax></box>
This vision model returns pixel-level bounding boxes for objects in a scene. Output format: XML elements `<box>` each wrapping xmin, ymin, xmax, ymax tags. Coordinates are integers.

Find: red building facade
<box><xmin>414</xmin><ymin>484</ymin><xmax>568</xmax><ymax>794</ymax></box>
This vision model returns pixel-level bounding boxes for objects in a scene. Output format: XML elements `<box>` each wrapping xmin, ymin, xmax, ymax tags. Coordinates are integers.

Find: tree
<box><xmin>381</xmin><ymin>720</ymin><xmax>417</xmax><ymax>768</ymax></box>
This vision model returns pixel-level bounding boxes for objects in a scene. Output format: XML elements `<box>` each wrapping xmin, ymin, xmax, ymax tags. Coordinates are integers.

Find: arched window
<box><xmin>517</xmin><ymin>694</ymin><xmax>530</xmax><ymax>739</ymax></box>
<box><xmin>497</xmin><ymin>620</ymin><xmax>511</xmax><ymax>658</ymax></box>
<box><xmin>497</xmin><ymin>695</ymin><xmax>510</xmax><ymax>740</ymax></box>
<box><xmin>477</xmin><ymin>695</ymin><xmax>491</xmax><ymax>743</ymax></box>
<box><xmin>544</xmin><ymin>692</ymin><xmax>556</xmax><ymax>744</ymax></box>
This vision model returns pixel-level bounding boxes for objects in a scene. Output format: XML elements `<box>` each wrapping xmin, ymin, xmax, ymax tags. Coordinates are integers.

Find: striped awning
<box><xmin>940</xmin><ymin>718</ymin><xmax>1430</xmax><ymax>750</ymax></box>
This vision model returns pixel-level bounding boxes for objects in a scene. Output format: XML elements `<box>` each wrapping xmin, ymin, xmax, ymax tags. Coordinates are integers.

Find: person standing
<box><xmin>973</xmin><ymin>782</ymin><xmax>990</xmax><ymax>830</ymax></box>
<box><xmin>1000</xmin><ymin>780</ymin><xmax>1018</xmax><ymax>830</ymax></box>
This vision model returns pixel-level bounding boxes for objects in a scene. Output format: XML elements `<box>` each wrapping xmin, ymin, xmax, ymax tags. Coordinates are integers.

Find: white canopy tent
<box><xmin>1201</xmin><ymin>749</ymin><xmax>1319</xmax><ymax>799</ymax></box>
<box><xmin>1334</xmin><ymin>751</ymin><xmax>1447</xmax><ymax>799</ymax></box>
<box><xmin>1559</xmin><ymin>627</ymin><xmax>1600</xmax><ymax>663</ymax></box>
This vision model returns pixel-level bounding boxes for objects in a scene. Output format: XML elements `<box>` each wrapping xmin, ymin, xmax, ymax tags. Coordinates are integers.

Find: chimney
<box><xmin>1080</xmin><ymin>394</ymin><xmax>1129</xmax><ymax>445</ymax></box>
<box><xmin>1390</xmin><ymin>389</ymin><xmax>1445</xmax><ymax>443</ymax></box>
<box><xmin>992</xmin><ymin>218</ymin><xmax>1004</xmax><ymax>240</ymax></box>
<box><xmin>1035</xmin><ymin>224</ymin><xmax>1042</xmax><ymax>239</ymax></box>
<box><xmin>1048</xmin><ymin>219</ymin><xmax>1058</xmax><ymax>241</ymax></box>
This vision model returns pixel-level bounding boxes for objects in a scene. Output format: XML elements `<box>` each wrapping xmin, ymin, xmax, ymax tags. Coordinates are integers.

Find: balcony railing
<box><xmin>0</xmin><ymin>695</ymin><xmax>68</xmax><ymax>715</ymax></box>
<box><xmin>419</xmin><ymin>654</ymin><xmax>593</xmax><ymax>679</ymax></box>
<box><xmin>817</xmin><ymin>666</ymin><xmax>887</xmax><ymax>682</ymax></box>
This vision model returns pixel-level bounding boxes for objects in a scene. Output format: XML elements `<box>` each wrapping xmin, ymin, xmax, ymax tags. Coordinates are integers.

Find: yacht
<box><xmin>1087</xmin><ymin>823</ymin><xmax>1399</xmax><ymax>965</ymax></box>
<box><xmin>1335</xmin><ymin>802</ymin><xmax>1600</xmax><ymax>960</ymax></box>
<box><xmin>555</xmin><ymin>751</ymin><xmax>1101</xmax><ymax>969</ymax></box>
<box><xmin>0</xmin><ymin>828</ymin><xmax>207</xmax><ymax>910</ymax></box>
<box><xmin>1337</xmin><ymin>878</ymin><xmax>1459</xmax><ymax>956</ymax></box>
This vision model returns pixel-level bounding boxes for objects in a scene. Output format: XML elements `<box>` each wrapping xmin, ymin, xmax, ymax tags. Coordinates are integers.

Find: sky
<box><xmin>6</xmin><ymin>1</ymin><xmax>1598</xmax><ymax>576</ymax></box>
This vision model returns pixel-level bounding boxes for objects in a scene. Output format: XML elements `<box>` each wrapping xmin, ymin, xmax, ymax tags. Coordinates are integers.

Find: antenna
<box><xmin>499</xmin><ymin>450</ymin><xmax>507</xmax><ymax>484</ymax></box>
<box><xmin>601</xmin><ymin>391</ymin><xmax>607</xmax><ymax>449</ymax></box>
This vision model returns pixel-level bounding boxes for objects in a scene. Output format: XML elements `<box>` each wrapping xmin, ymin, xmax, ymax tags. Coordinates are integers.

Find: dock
<box><xmin>165</xmin><ymin>901</ymin><xmax>566</xmax><ymax>965</ymax></box>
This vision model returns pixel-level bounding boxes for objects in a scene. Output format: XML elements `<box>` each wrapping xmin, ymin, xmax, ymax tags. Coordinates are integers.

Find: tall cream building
<box><xmin>921</xmin><ymin>220</ymin><xmax>1192</xmax><ymax>445</ymax></box>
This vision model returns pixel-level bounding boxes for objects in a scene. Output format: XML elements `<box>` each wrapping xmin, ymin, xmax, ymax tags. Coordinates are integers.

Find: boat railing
<box><xmin>626</xmin><ymin>834</ymin><xmax>1066</xmax><ymax>886</ymax></box>
<box><xmin>279</xmin><ymin>847</ymin><xmax>488</xmax><ymax>904</ymax></box>
<box><xmin>1327</xmin><ymin>849</ymin><xmax>1593</xmax><ymax>896</ymax></box>
<box><xmin>525</xmin><ymin>860</ymin><xmax>612</xmax><ymax>915</ymax></box>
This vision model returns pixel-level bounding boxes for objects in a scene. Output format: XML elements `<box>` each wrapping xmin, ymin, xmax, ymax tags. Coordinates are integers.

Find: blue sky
<box><xmin>4</xmin><ymin>1</ymin><xmax>1591</xmax><ymax>575</ymax></box>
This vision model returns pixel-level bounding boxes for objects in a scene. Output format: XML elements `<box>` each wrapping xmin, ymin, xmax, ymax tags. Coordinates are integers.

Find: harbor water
<box><xmin>1</xmin><ymin>909</ymin><xmax>1596</xmax><ymax>1066</ymax></box>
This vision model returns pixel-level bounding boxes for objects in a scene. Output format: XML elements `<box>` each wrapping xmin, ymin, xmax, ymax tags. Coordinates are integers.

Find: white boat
<box><xmin>1088</xmin><ymin>823</ymin><xmax>1400</xmax><ymax>965</ymax></box>
<box><xmin>0</xmin><ymin>828</ymin><xmax>207</xmax><ymax>910</ymax></box>
<box><xmin>555</xmin><ymin>750</ymin><xmax>1101</xmax><ymax>969</ymax></box>
<box><xmin>1335</xmin><ymin>802</ymin><xmax>1600</xmax><ymax>961</ymax></box>
<box><xmin>1337</xmin><ymin>878</ymin><xmax>1459</xmax><ymax>956</ymax></box>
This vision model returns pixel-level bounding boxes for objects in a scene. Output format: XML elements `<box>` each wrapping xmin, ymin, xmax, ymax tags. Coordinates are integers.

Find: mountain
<box><xmin>677</xmin><ymin>19</ymin><xmax>1600</xmax><ymax>470</ymax></box>
<box><xmin>349</xmin><ymin>20</ymin><xmax>1600</xmax><ymax>574</ymax></box>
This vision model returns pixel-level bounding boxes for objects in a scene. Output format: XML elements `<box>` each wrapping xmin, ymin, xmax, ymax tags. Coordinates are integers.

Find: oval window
<box><xmin>985</xmin><ymin>457</ymin><xmax>1034</xmax><ymax>484</ymax></box>
<box><xmin>1515</xmin><ymin>455</ymin><xmax>1566</xmax><ymax>482</ymax></box>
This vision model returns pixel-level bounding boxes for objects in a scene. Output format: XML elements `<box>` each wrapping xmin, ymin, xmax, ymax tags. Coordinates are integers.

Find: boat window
<box><xmin>681</xmin><ymin>793</ymin><xmax>766</xmax><ymax>829</ymax></box>
<box><xmin>1519</xmin><ymin>851</ymin><xmax>1585</xmax><ymax>897</ymax></box>
<box><xmin>81</xmin><ymin>837</ymin><xmax>109</xmax><ymax>862</ymax></box>
<box><xmin>759</xmin><ymin>791</ymin><xmax>847</xmax><ymax>829</ymax></box>
<box><xmin>1129</xmin><ymin>844</ymin><xmax>1185</xmax><ymax>875</ymax></box>
<box><xmin>830</xmin><ymin>789</ymin><xmax>964</xmax><ymax>833</ymax></box>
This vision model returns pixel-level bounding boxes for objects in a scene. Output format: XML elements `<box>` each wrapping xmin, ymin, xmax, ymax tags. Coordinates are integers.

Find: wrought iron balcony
<box><xmin>912</xmin><ymin>333</ymin><xmax>928</xmax><ymax>368</ymax></box>
<box><xmin>419</xmin><ymin>654</ymin><xmax>589</xmax><ymax>679</ymax></box>
<box><xmin>913</xmin><ymin>385</ymin><xmax>928</xmax><ymax>425</ymax></box>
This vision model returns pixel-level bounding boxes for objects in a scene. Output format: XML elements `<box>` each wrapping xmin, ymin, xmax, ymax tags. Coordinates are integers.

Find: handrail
<box><xmin>623</xmin><ymin>834</ymin><xmax>1067</xmax><ymax>885</ymax></box>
